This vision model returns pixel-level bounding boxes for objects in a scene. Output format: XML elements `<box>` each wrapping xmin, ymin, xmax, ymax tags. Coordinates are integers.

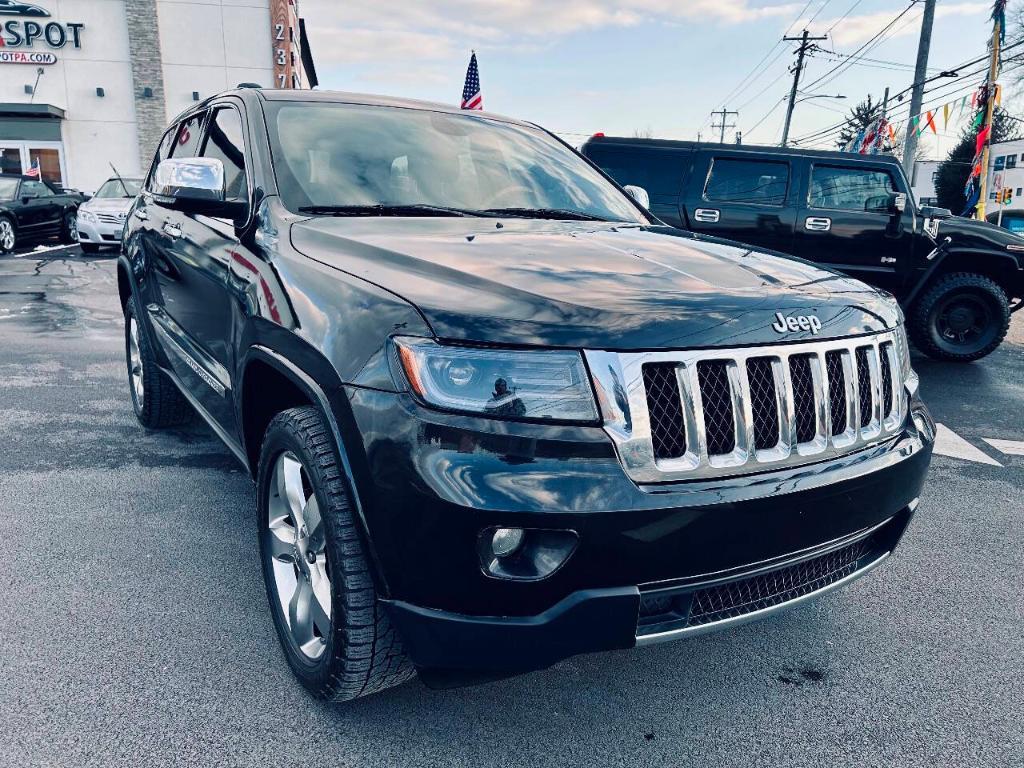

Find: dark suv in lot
<box><xmin>119</xmin><ymin>88</ymin><xmax>934</xmax><ymax>700</ymax></box>
<box><xmin>582</xmin><ymin>137</ymin><xmax>1024</xmax><ymax>362</ymax></box>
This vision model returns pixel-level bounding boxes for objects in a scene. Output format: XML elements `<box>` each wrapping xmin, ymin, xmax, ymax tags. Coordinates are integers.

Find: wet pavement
<box><xmin>0</xmin><ymin>247</ymin><xmax>1022</xmax><ymax>767</ymax></box>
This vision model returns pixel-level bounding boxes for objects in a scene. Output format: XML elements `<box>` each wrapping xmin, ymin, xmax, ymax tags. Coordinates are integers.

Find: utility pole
<box><xmin>781</xmin><ymin>29</ymin><xmax>828</xmax><ymax>147</ymax></box>
<box><xmin>711</xmin><ymin>108</ymin><xmax>738</xmax><ymax>144</ymax></box>
<box><xmin>976</xmin><ymin>13</ymin><xmax>1003</xmax><ymax>220</ymax></box>
<box><xmin>902</xmin><ymin>0</ymin><xmax>936</xmax><ymax>172</ymax></box>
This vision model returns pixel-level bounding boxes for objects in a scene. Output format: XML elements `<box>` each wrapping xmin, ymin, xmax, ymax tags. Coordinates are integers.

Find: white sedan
<box><xmin>76</xmin><ymin>177</ymin><xmax>142</xmax><ymax>253</ymax></box>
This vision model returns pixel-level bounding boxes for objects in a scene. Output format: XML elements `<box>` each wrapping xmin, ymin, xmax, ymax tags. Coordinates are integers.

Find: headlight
<box><xmin>394</xmin><ymin>337</ymin><xmax>599</xmax><ymax>422</ymax></box>
<box><xmin>79</xmin><ymin>210</ymin><xmax>97</xmax><ymax>223</ymax></box>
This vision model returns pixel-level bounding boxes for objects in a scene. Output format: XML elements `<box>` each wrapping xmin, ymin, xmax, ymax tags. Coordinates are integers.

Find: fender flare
<box><xmin>240</xmin><ymin>344</ymin><xmax>392</xmax><ymax>595</ymax></box>
<box><xmin>904</xmin><ymin>247</ymin><xmax>1020</xmax><ymax>306</ymax></box>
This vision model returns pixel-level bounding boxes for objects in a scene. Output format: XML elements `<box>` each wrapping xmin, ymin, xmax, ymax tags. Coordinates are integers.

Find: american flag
<box><xmin>24</xmin><ymin>159</ymin><xmax>41</xmax><ymax>179</ymax></box>
<box><xmin>461</xmin><ymin>51</ymin><xmax>482</xmax><ymax>110</ymax></box>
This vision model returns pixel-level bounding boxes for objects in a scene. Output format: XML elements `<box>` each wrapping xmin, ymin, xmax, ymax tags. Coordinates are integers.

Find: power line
<box><xmin>781</xmin><ymin>29</ymin><xmax>830</xmax><ymax>146</ymax></box>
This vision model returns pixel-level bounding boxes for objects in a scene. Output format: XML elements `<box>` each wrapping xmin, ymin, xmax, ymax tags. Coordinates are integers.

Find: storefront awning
<box><xmin>0</xmin><ymin>103</ymin><xmax>64</xmax><ymax>142</ymax></box>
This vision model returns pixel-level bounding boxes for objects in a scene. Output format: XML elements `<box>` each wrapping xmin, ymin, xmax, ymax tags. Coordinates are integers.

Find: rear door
<box><xmin>792</xmin><ymin>161</ymin><xmax>914</xmax><ymax>294</ymax></box>
<box><xmin>682</xmin><ymin>151</ymin><xmax>797</xmax><ymax>254</ymax></box>
<box><xmin>582</xmin><ymin>143</ymin><xmax>690</xmax><ymax>227</ymax></box>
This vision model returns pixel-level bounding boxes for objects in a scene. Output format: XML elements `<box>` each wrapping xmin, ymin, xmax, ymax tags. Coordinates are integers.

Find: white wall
<box><xmin>0</xmin><ymin>0</ymin><xmax>142</xmax><ymax>191</ymax></box>
<box><xmin>156</xmin><ymin>0</ymin><xmax>273</xmax><ymax>122</ymax></box>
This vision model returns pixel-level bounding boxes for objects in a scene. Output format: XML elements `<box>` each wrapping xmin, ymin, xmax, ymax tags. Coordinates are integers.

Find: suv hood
<box><xmin>290</xmin><ymin>218</ymin><xmax>899</xmax><ymax>349</ymax></box>
<box><xmin>934</xmin><ymin>212</ymin><xmax>1024</xmax><ymax>250</ymax></box>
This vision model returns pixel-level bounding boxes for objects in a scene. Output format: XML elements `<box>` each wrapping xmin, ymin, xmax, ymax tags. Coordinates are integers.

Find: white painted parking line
<box><xmin>983</xmin><ymin>438</ymin><xmax>1024</xmax><ymax>457</ymax></box>
<box><xmin>933</xmin><ymin>424</ymin><xmax>1003</xmax><ymax>466</ymax></box>
<box><xmin>13</xmin><ymin>244</ymin><xmax>81</xmax><ymax>258</ymax></box>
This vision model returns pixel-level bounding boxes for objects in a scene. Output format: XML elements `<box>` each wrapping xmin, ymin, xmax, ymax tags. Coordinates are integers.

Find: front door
<box><xmin>682</xmin><ymin>152</ymin><xmax>797</xmax><ymax>254</ymax></box>
<box><xmin>793</xmin><ymin>162</ymin><xmax>914</xmax><ymax>294</ymax></box>
<box><xmin>0</xmin><ymin>141</ymin><xmax>66</xmax><ymax>186</ymax></box>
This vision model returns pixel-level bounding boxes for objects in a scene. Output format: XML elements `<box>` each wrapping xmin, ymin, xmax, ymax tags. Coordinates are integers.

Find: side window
<box><xmin>22</xmin><ymin>180</ymin><xmax>53</xmax><ymax>198</ymax></box>
<box><xmin>169</xmin><ymin>113</ymin><xmax>205</xmax><ymax>159</ymax></box>
<box><xmin>585</xmin><ymin>146</ymin><xmax>684</xmax><ymax>195</ymax></box>
<box><xmin>704</xmin><ymin>158</ymin><xmax>789</xmax><ymax>206</ymax></box>
<box><xmin>145</xmin><ymin>128</ymin><xmax>176</xmax><ymax>192</ymax></box>
<box><xmin>809</xmin><ymin>166</ymin><xmax>896</xmax><ymax>212</ymax></box>
<box><xmin>200</xmin><ymin>107</ymin><xmax>249</xmax><ymax>201</ymax></box>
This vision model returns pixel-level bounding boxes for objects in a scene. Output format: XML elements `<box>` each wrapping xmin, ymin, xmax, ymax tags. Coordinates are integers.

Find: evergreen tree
<box><xmin>837</xmin><ymin>96</ymin><xmax>887</xmax><ymax>150</ymax></box>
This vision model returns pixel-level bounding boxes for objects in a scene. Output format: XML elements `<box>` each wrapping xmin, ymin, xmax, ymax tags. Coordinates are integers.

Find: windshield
<box><xmin>265</xmin><ymin>102</ymin><xmax>646</xmax><ymax>223</ymax></box>
<box><xmin>94</xmin><ymin>178</ymin><xmax>142</xmax><ymax>198</ymax></box>
<box><xmin>0</xmin><ymin>176</ymin><xmax>18</xmax><ymax>201</ymax></box>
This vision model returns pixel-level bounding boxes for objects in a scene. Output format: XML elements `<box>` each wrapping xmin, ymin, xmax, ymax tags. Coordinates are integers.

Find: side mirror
<box><xmin>152</xmin><ymin>157</ymin><xmax>232</xmax><ymax>215</ymax></box>
<box><xmin>624</xmin><ymin>185</ymin><xmax>650</xmax><ymax>209</ymax></box>
<box><xmin>919</xmin><ymin>205</ymin><xmax>952</xmax><ymax>220</ymax></box>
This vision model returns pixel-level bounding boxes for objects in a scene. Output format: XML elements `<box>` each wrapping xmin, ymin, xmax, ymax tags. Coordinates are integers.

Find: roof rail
<box><xmin>236</xmin><ymin>82</ymin><xmax>262</xmax><ymax>89</ymax></box>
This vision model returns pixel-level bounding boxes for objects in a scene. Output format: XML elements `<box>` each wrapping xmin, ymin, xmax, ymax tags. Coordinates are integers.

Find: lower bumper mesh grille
<box><xmin>637</xmin><ymin>536</ymin><xmax>878</xmax><ymax>636</ymax></box>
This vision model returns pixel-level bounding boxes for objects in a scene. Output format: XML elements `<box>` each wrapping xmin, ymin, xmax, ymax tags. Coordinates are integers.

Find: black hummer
<box><xmin>582</xmin><ymin>137</ymin><xmax>1024</xmax><ymax>362</ymax></box>
<box><xmin>119</xmin><ymin>88</ymin><xmax>934</xmax><ymax>701</ymax></box>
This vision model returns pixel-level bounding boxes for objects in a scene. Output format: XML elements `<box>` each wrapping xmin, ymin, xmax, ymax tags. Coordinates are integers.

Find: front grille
<box><xmin>746</xmin><ymin>358</ymin><xmax>779</xmax><ymax>450</ymax></box>
<box><xmin>97</xmin><ymin>213</ymin><xmax>123</xmax><ymax>225</ymax></box>
<box><xmin>637</xmin><ymin>534</ymin><xmax>878</xmax><ymax>636</ymax></box>
<box><xmin>697</xmin><ymin>361</ymin><xmax>735</xmax><ymax>456</ymax></box>
<box><xmin>856</xmin><ymin>347</ymin><xmax>873</xmax><ymax>428</ymax></box>
<box><xmin>643</xmin><ymin>363</ymin><xmax>687</xmax><ymax>460</ymax></box>
<box><xmin>586</xmin><ymin>329</ymin><xmax>907</xmax><ymax>483</ymax></box>
<box><xmin>879</xmin><ymin>342</ymin><xmax>894</xmax><ymax>418</ymax></box>
<box><xmin>789</xmin><ymin>354</ymin><xmax>817</xmax><ymax>444</ymax></box>
<box><xmin>825</xmin><ymin>350</ymin><xmax>848</xmax><ymax>436</ymax></box>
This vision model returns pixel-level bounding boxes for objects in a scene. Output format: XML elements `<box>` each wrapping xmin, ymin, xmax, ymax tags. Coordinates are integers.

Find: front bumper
<box><xmin>76</xmin><ymin>215</ymin><xmax>124</xmax><ymax>246</ymax></box>
<box><xmin>342</xmin><ymin>386</ymin><xmax>933</xmax><ymax>679</ymax></box>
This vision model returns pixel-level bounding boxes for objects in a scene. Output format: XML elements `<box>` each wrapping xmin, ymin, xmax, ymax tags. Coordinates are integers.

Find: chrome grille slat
<box><xmin>585</xmin><ymin>331</ymin><xmax>907</xmax><ymax>484</ymax></box>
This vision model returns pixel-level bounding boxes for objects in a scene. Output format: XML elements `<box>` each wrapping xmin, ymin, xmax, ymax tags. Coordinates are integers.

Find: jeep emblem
<box><xmin>772</xmin><ymin>312</ymin><xmax>822</xmax><ymax>335</ymax></box>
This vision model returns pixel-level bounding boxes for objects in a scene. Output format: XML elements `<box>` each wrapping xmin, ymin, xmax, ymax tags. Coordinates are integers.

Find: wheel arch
<box><xmin>907</xmin><ymin>248</ymin><xmax>1020</xmax><ymax>305</ymax></box>
<box><xmin>239</xmin><ymin>345</ymin><xmax>392</xmax><ymax>595</ymax></box>
<box><xmin>116</xmin><ymin>255</ymin><xmax>133</xmax><ymax>313</ymax></box>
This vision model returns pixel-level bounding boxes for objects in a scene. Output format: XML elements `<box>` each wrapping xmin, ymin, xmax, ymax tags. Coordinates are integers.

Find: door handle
<box><xmin>163</xmin><ymin>222</ymin><xmax>182</xmax><ymax>239</ymax></box>
<box><xmin>805</xmin><ymin>216</ymin><xmax>832</xmax><ymax>232</ymax></box>
<box><xmin>134</xmin><ymin>209</ymin><xmax>149</xmax><ymax>221</ymax></box>
<box><xmin>694</xmin><ymin>208</ymin><xmax>720</xmax><ymax>223</ymax></box>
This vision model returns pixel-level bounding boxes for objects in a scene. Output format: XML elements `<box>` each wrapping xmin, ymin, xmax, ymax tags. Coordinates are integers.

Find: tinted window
<box><xmin>264</xmin><ymin>102</ymin><xmax>646</xmax><ymax>222</ymax></box>
<box><xmin>201</xmin><ymin>108</ymin><xmax>248</xmax><ymax>200</ymax></box>
<box><xmin>1007</xmin><ymin>155</ymin><xmax>1017</xmax><ymax>169</ymax></box>
<box><xmin>809</xmin><ymin>166</ymin><xmax>895</xmax><ymax>212</ymax></box>
<box><xmin>584</xmin><ymin>145</ymin><xmax>683</xmax><ymax>195</ymax></box>
<box><xmin>704</xmin><ymin>158</ymin><xmax>789</xmax><ymax>206</ymax></box>
<box><xmin>169</xmin><ymin>113</ymin><xmax>205</xmax><ymax>159</ymax></box>
<box><xmin>22</xmin><ymin>180</ymin><xmax>53</xmax><ymax>198</ymax></box>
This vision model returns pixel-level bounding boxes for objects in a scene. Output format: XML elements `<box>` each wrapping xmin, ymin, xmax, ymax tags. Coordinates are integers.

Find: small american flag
<box><xmin>24</xmin><ymin>159</ymin><xmax>41</xmax><ymax>179</ymax></box>
<box><xmin>461</xmin><ymin>51</ymin><xmax>482</xmax><ymax>110</ymax></box>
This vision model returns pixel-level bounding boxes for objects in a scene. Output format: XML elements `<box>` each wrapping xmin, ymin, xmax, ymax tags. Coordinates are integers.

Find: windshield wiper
<box><xmin>297</xmin><ymin>204</ymin><xmax>484</xmax><ymax>218</ymax></box>
<box><xmin>482</xmin><ymin>207</ymin><xmax>612</xmax><ymax>221</ymax></box>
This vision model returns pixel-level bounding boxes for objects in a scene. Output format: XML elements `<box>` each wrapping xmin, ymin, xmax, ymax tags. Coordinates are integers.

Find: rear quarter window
<box><xmin>585</xmin><ymin>145</ymin><xmax>685</xmax><ymax>195</ymax></box>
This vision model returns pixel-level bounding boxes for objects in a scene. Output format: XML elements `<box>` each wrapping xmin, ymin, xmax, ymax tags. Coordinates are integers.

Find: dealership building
<box><xmin>0</xmin><ymin>0</ymin><xmax>316</xmax><ymax>192</ymax></box>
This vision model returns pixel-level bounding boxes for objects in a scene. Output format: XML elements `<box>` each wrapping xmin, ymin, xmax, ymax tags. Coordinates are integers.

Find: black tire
<box><xmin>125</xmin><ymin>295</ymin><xmax>192</xmax><ymax>428</ymax></box>
<box><xmin>0</xmin><ymin>215</ymin><xmax>16</xmax><ymax>253</ymax></box>
<box><xmin>80</xmin><ymin>243</ymin><xmax>101</xmax><ymax>254</ymax></box>
<box><xmin>257</xmin><ymin>406</ymin><xmax>415</xmax><ymax>701</ymax></box>
<box><xmin>60</xmin><ymin>210</ymin><xmax>78</xmax><ymax>244</ymax></box>
<box><xmin>909</xmin><ymin>272</ymin><xmax>1010</xmax><ymax>362</ymax></box>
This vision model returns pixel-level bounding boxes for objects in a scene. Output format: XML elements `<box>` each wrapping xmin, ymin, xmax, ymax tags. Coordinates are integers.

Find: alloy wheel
<box><xmin>0</xmin><ymin>219</ymin><xmax>14</xmax><ymax>251</ymax></box>
<box><xmin>266</xmin><ymin>451</ymin><xmax>332</xmax><ymax>660</ymax></box>
<box><xmin>67</xmin><ymin>213</ymin><xmax>79</xmax><ymax>242</ymax></box>
<box><xmin>128</xmin><ymin>317</ymin><xmax>144</xmax><ymax>404</ymax></box>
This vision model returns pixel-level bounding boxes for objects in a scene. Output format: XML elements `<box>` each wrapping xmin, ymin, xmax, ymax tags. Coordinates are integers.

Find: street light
<box><xmin>793</xmin><ymin>93</ymin><xmax>846</xmax><ymax>105</ymax></box>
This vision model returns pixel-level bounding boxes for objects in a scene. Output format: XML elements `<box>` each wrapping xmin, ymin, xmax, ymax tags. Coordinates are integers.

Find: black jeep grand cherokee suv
<box><xmin>119</xmin><ymin>88</ymin><xmax>934</xmax><ymax>700</ymax></box>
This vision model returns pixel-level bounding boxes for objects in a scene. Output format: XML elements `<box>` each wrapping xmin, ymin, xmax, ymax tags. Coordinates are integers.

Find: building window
<box><xmin>1016</xmin><ymin>187</ymin><xmax>1022</xmax><ymax>196</ymax></box>
<box><xmin>1007</xmin><ymin>155</ymin><xmax>1018</xmax><ymax>169</ymax></box>
<box><xmin>990</xmin><ymin>192</ymin><xmax>997</xmax><ymax>200</ymax></box>
<box><xmin>995</xmin><ymin>156</ymin><xmax>1006</xmax><ymax>170</ymax></box>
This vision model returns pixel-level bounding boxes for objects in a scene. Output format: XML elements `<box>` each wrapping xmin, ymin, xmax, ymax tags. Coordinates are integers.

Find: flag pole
<box><xmin>976</xmin><ymin>6</ymin><xmax>1003</xmax><ymax>220</ymax></box>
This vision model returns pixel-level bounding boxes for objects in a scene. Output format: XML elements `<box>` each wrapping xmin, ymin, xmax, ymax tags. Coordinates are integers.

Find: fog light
<box><xmin>491</xmin><ymin>527</ymin><xmax>525</xmax><ymax>558</ymax></box>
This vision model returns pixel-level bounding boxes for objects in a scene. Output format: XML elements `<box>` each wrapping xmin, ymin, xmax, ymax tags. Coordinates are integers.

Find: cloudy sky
<box><xmin>299</xmin><ymin>1</ymin><xmax>1003</xmax><ymax>157</ymax></box>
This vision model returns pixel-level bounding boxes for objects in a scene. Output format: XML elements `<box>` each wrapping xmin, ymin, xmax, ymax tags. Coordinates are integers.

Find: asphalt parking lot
<box><xmin>1</xmin><ymin>244</ymin><xmax>1022</xmax><ymax>768</ymax></box>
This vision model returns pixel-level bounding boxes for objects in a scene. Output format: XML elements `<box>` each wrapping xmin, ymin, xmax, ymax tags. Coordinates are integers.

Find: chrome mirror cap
<box><xmin>624</xmin><ymin>185</ymin><xmax>650</xmax><ymax>209</ymax></box>
<box><xmin>152</xmin><ymin>157</ymin><xmax>225</xmax><ymax>204</ymax></box>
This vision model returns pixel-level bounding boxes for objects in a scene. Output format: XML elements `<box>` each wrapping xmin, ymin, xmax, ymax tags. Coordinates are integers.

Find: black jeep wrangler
<box><xmin>582</xmin><ymin>137</ymin><xmax>1024</xmax><ymax>362</ymax></box>
<box><xmin>119</xmin><ymin>88</ymin><xmax>934</xmax><ymax>700</ymax></box>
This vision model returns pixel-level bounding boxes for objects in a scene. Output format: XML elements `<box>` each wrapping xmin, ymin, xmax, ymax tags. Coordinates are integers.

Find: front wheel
<box><xmin>909</xmin><ymin>272</ymin><xmax>1010</xmax><ymax>362</ymax></box>
<box><xmin>257</xmin><ymin>406</ymin><xmax>415</xmax><ymax>701</ymax></box>
<box><xmin>0</xmin><ymin>216</ymin><xmax>16</xmax><ymax>253</ymax></box>
<box><xmin>61</xmin><ymin>211</ymin><xmax>78</xmax><ymax>244</ymax></box>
